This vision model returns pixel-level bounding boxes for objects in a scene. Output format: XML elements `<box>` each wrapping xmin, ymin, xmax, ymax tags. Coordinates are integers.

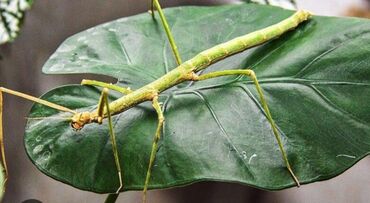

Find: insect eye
<box><xmin>71</xmin><ymin>122</ymin><xmax>82</xmax><ymax>131</ymax></box>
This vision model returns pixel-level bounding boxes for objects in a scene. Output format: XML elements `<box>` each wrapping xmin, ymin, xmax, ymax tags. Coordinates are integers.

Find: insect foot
<box><xmin>71</xmin><ymin>112</ymin><xmax>93</xmax><ymax>130</ymax></box>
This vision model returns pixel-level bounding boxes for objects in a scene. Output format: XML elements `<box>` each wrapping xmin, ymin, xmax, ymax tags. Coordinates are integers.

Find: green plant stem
<box><xmin>105</xmin><ymin>194</ymin><xmax>119</xmax><ymax>203</ymax></box>
<box><xmin>152</xmin><ymin>0</ymin><xmax>183</xmax><ymax>65</ymax></box>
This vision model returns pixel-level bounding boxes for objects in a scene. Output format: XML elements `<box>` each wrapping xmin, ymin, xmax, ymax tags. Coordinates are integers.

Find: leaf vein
<box><xmin>309</xmin><ymin>84</ymin><xmax>370</xmax><ymax>126</ymax></box>
<box><xmin>190</xmin><ymin>90</ymin><xmax>255</xmax><ymax>176</ymax></box>
<box><xmin>109</xmin><ymin>30</ymin><xmax>132</xmax><ymax>65</ymax></box>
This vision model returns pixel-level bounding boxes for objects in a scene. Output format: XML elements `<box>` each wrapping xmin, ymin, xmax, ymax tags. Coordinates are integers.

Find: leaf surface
<box><xmin>26</xmin><ymin>4</ymin><xmax>370</xmax><ymax>193</ymax></box>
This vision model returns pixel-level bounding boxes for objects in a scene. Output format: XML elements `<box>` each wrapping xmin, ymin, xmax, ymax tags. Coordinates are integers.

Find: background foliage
<box><xmin>0</xmin><ymin>0</ymin><xmax>33</xmax><ymax>44</ymax></box>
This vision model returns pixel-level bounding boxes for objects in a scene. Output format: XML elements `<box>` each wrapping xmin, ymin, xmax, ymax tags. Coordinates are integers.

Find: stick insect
<box><xmin>0</xmin><ymin>1</ymin><xmax>312</xmax><ymax>202</ymax></box>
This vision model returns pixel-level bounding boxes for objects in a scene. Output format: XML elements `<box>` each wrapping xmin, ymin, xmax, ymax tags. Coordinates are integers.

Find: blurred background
<box><xmin>0</xmin><ymin>0</ymin><xmax>370</xmax><ymax>202</ymax></box>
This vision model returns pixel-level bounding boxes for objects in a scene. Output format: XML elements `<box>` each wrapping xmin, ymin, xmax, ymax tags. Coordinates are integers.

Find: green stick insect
<box><xmin>0</xmin><ymin>1</ymin><xmax>312</xmax><ymax>202</ymax></box>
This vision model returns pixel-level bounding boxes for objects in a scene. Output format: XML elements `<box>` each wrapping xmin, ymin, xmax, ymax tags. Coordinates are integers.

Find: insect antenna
<box><xmin>0</xmin><ymin>87</ymin><xmax>77</xmax><ymax>191</ymax></box>
<box><xmin>25</xmin><ymin>116</ymin><xmax>72</xmax><ymax>121</ymax></box>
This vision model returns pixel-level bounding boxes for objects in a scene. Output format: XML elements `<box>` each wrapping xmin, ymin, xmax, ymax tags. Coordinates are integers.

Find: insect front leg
<box><xmin>150</xmin><ymin>0</ymin><xmax>183</xmax><ymax>65</ymax></box>
<box><xmin>190</xmin><ymin>69</ymin><xmax>300</xmax><ymax>186</ymax></box>
<box><xmin>97</xmin><ymin>88</ymin><xmax>123</xmax><ymax>193</ymax></box>
<box><xmin>0</xmin><ymin>90</ymin><xmax>7</xmax><ymax>188</ymax></box>
<box><xmin>142</xmin><ymin>94</ymin><xmax>164</xmax><ymax>203</ymax></box>
<box><xmin>0</xmin><ymin>87</ymin><xmax>77</xmax><ymax>191</ymax></box>
<box><xmin>81</xmin><ymin>79</ymin><xmax>133</xmax><ymax>95</ymax></box>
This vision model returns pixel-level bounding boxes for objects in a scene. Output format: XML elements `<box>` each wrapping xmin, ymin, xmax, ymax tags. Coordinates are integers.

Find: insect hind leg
<box><xmin>190</xmin><ymin>69</ymin><xmax>300</xmax><ymax>186</ymax></box>
<box><xmin>81</xmin><ymin>79</ymin><xmax>133</xmax><ymax>95</ymax></box>
<box><xmin>150</xmin><ymin>0</ymin><xmax>183</xmax><ymax>65</ymax></box>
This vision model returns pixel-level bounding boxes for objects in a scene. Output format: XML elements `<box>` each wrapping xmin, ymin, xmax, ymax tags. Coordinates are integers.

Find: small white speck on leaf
<box><xmin>336</xmin><ymin>154</ymin><xmax>356</xmax><ymax>159</ymax></box>
<box><xmin>248</xmin><ymin>154</ymin><xmax>257</xmax><ymax>164</ymax></box>
<box><xmin>241</xmin><ymin>151</ymin><xmax>248</xmax><ymax>160</ymax></box>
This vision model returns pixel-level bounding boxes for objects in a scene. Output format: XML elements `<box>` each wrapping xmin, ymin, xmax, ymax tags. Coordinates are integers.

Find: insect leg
<box><xmin>142</xmin><ymin>94</ymin><xmax>164</xmax><ymax>203</ymax></box>
<box><xmin>97</xmin><ymin>88</ymin><xmax>123</xmax><ymax>193</ymax></box>
<box><xmin>0</xmin><ymin>87</ymin><xmax>77</xmax><ymax>192</ymax></box>
<box><xmin>81</xmin><ymin>79</ymin><xmax>133</xmax><ymax>95</ymax></box>
<box><xmin>191</xmin><ymin>69</ymin><xmax>300</xmax><ymax>186</ymax></box>
<box><xmin>0</xmin><ymin>87</ymin><xmax>76</xmax><ymax>114</ymax></box>
<box><xmin>150</xmin><ymin>0</ymin><xmax>155</xmax><ymax>18</ymax></box>
<box><xmin>0</xmin><ymin>90</ymin><xmax>7</xmax><ymax>189</ymax></box>
<box><xmin>105</xmin><ymin>193</ymin><xmax>119</xmax><ymax>203</ymax></box>
<box><xmin>151</xmin><ymin>0</ymin><xmax>183</xmax><ymax>65</ymax></box>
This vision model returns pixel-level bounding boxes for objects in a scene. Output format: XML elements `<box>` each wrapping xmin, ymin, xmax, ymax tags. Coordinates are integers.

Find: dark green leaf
<box><xmin>0</xmin><ymin>0</ymin><xmax>33</xmax><ymax>44</ymax></box>
<box><xmin>27</xmin><ymin>4</ymin><xmax>370</xmax><ymax>193</ymax></box>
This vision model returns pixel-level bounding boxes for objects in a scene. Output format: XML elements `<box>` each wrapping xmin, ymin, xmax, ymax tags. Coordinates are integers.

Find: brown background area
<box><xmin>0</xmin><ymin>0</ymin><xmax>370</xmax><ymax>202</ymax></box>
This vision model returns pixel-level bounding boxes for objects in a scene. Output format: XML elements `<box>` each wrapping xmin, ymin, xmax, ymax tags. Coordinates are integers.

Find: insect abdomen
<box><xmin>190</xmin><ymin>10</ymin><xmax>311</xmax><ymax>72</ymax></box>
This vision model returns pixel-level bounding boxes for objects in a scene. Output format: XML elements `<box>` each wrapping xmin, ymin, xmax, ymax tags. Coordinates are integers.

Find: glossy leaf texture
<box><xmin>26</xmin><ymin>4</ymin><xmax>370</xmax><ymax>193</ymax></box>
<box><xmin>0</xmin><ymin>0</ymin><xmax>33</xmax><ymax>44</ymax></box>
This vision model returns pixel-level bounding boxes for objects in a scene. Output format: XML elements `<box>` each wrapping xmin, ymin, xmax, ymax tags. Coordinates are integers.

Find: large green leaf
<box><xmin>0</xmin><ymin>0</ymin><xmax>33</xmax><ymax>44</ymax></box>
<box><xmin>25</xmin><ymin>4</ymin><xmax>370</xmax><ymax>193</ymax></box>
